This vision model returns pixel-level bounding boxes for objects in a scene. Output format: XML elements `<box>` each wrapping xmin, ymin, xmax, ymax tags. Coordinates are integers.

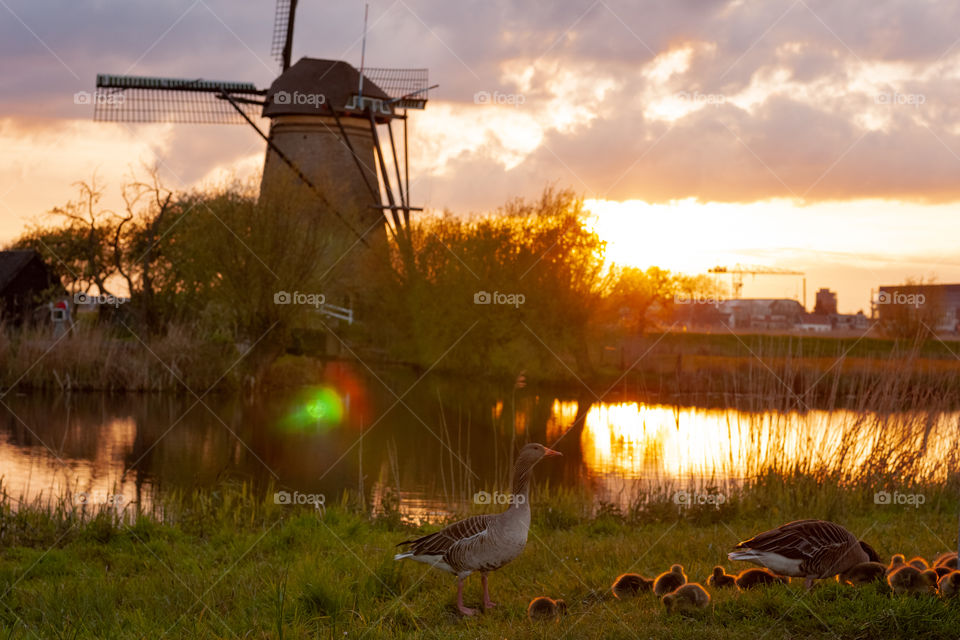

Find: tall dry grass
<box><xmin>0</xmin><ymin>323</ymin><xmax>237</xmax><ymax>392</ymax></box>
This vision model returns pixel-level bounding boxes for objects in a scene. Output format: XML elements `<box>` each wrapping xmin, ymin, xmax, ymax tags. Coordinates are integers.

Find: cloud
<box><xmin>3</xmin><ymin>0</ymin><xmax>960</xmax><ymax>217</ymax></box>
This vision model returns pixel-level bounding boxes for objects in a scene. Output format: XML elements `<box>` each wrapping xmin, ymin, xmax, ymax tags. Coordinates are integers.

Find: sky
<box><xmin>2</xmin><ymin>0</ymin><xmax>960</xmax><ymax>312</ymax></box>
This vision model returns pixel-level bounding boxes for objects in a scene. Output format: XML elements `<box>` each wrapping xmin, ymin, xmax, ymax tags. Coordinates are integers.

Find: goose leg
<box><xmin>456</xmin><ymin>577</ymin><xmax>477</xmax><ymax>616</ymax></box>
<box><xmin>481</xmin><ymin>572</ymin><xmax>497</xmax><ymax>609</ymax></box>
<box><xmin>804</xmin><ymin>577</ymin><xmax>815</xmax><ymax>591</ymax></box>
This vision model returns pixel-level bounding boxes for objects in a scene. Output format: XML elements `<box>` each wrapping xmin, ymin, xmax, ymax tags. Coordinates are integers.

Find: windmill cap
<box><xmin>262</xmin><ymin>57</ymin><xmax>391</xmax><ymax>119</ymax></box>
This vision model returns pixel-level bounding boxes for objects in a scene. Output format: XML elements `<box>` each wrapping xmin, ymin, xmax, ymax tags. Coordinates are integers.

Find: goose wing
<box><xmin>396</xmin><ymin>514</ymin><xmax>493</xmax><ymax>557</ymax></box>
<box><xmin>735</xmin><ymin>519</ymin><xmax>854</xmax><ymax>566</ymax></box>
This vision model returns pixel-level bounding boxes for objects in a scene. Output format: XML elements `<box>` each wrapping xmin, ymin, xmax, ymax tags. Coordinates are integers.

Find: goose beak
<box><xmin>543</xmin><ymin>447</ymin><xmax>562</xmax><ymax>457</ymax></box>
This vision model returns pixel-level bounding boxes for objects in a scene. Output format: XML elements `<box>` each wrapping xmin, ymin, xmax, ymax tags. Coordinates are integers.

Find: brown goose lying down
<box><xmin>394</xmin><ymin>443</ymin><xmax>561</xmax><ymax>616</ymax></box>
<box><xmin>728</xmin><ymin>519</ymin><xmax>879</xmax><ymax>590</ymax></box>
<box><xmin>611</xmin><ymin>573</ymin><xmax>654</xmax><ymax>599</ymax></box>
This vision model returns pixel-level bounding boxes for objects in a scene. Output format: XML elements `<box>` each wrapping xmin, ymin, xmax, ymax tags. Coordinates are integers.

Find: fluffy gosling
<box><xmin>938</xmin><ymin>571</ymin><xmax>960</xmax><ymax>600</ymax></box>
<box><xmin>527</xmin><ymin>597</ymin><xmax>567</xmax><ymax>621</ymax></box>
<box><xmin>706</xmin><ymin>566</ymin><xmax>737</xmax><ymax>589</ymax></box>
<box><xmin>653</xmin><ymin>565</ymin><xmax>687</xmax><ymax>597</ymax></box>
<box><xmin>735</xmin><ymin>568</ymin><xmax>789</xmax><ymax>590</ymax></box>
<box><xmin>611</xmin><ymin>573</ymin><xmax>654</xmax><ymax>599</ymax></box>
<box><xmin>908</xmin><ymin>556</ymin><xmax>930</xmax><ymax>571</ymax></box>
<box><xmin>887</xmin><ymin>566</ymin><xmax>938</xmax><ymax>595</ymax></box>
<box><xmin>662</xmin><ymin>583</ymin><xmax>711</xmax><ymax>614</ymax></box>
<box><xmin>839</xmin><ymin>562</ymin><xmax>887</xmax><ymax>587</ymax></box>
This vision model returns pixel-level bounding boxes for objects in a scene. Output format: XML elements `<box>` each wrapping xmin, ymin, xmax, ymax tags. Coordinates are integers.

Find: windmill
<box><xmin>90</xmin><ymin>0</ymin><xmax>434</xmax><ymax>251</ymax></box>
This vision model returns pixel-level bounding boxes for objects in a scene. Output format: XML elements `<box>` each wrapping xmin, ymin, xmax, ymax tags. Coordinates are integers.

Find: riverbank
<box><xmin>2</xmin><ymin>483</ymin><xmax>959</xmax><ymax>639</ymax></box>
<box><xmin>6</xmin><ymin>326</ymin><xmax>960</xmax><ymax>405</ymax></box>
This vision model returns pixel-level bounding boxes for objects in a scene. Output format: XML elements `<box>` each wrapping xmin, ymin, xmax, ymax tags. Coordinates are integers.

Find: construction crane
<box><xmin>709</xmin><ymin>264</ymin><xmax>806</xmax><ymax>305</ymax></box>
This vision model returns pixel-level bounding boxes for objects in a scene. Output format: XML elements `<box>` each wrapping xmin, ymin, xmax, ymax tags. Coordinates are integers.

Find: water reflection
<box><xmin>1</xmin><ymin>370</ymin><xmax>957</xmax><ymax>523</ymax></box>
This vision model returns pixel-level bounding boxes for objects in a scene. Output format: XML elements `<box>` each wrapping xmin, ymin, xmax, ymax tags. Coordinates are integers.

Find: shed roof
<box><xmin>0</xmin><ymin>250</ymin><xmax>42</xmax><ymax>293</ymax></box>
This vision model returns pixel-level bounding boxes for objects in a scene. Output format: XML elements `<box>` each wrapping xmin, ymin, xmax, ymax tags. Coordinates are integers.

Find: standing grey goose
<box><xmin>728</xmin><ymin>519</ymin><xmax>879</xmax><ymax>590</ymax></box>
<box><xmin>394</xmin><ymin>443</ymin><xmax>562</xmax><ymax>616</ymax></box>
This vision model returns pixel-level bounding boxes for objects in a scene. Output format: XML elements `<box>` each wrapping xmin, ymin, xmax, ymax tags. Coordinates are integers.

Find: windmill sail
<box><xmin>93</xmin><ymin>74</ymin><xmax>265</xmax><ymax>124</ymax></box>
<box><xmin>360</xmin><ymin>68</ymin><xmax>431</xmax><ymax>109</ymax></box>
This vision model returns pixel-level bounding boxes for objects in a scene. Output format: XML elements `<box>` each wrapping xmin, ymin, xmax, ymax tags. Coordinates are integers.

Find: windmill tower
<box><xmin>91</xmin><ymin>0</ymin><xmax>433</xmax><ymax>252</ymax></box>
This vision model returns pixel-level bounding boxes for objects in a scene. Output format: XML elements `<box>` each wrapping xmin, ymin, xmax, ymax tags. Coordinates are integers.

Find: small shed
<box><xmin>0</xmin><ymin>250</ymin><xmax>58</xmax><ymax>324</ymax></box>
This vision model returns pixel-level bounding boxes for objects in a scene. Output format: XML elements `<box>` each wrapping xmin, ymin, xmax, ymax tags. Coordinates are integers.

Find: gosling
<box><xmin>908</xmin><ymin>556</ymin><xmax>930</xmax><ymax>571</ymax></box>
<box><xmin>611</xmin><ymin>573</ymin><xmax>654</xmax><ymax>599</ymax></box>
<box><xmin>886</xmin><ymin>554</ymin><xmax>906</xmax><ymax>575</ymax></box>
<box><xmin>706</xmin><ymin>566</ymin><xmax>737</xmax><ymax>589</ymax></box>
<box><xmin>838</xmin><ymin>562</ymin><xmax>887</xmax><ymax>586</ymax></box>
<box><xmin>653</xmin><ymin>565</ymin><xmax>687</xmax><ymax>597</ymax></box>
<box><xmin>662</xmin><ymin>583</ymin><xmax>711</xmax><ymax>613</ymax></box>
<box><xmin>934</xmin><ymin>552</ymin><xmax>958</xmax><ymax>570</ymax></box>
<box><xmin>527</xmin><ymin>597</ymin><xmax>567</xmax><ymax>621</ymax></box>
<box><xmin>735</xmin><ymin>568</ymin><xmax>789</xmax><ymax>590</ymax></box>
<box><xmin>938</xmin><ymin>571</ymin><xmax>960</xmax><ymax>599</ymax></box>
<box><xmin>887</xmin><ymin>566</ymin><xmax>938</xmax><ymax>595</ymax></box>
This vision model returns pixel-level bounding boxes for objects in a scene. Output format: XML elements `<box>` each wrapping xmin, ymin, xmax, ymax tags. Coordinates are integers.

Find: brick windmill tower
<box><xmin>91</xmin><ymin>0</ymin><xmax>433</xmax><ymax>252</ymax></box>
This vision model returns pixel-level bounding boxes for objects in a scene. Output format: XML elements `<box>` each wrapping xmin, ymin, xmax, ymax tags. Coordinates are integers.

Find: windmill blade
<box><xmin>361</xmin><ymin>68</ymin><xmax>431</xmax><ymax>109</ymax></box>
<box><xmin>271</xmin><ymin>0</ymin><xmax>298</xmax><ymax>71</ymax></box>
<box><xmin>93</xmin><ymin>74</ymin><xmax>265</xmax><ymax>124</ymax></box>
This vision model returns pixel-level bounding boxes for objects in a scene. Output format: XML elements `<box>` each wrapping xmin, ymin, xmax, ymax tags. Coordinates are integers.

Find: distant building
<box><xmin>0</xmin><ymin>250</ymin><xmax>59</xmax><ymax>325</ymax></box>
<box><xmin>876</xmin><ymin>283</ymin><xmax>960</xmax><ymax>333</ymax></box>
<box><xmin>832</xmin><ymin>311</ymin><xmax>870</xmax><ymax>331</ymax></box>
<box><xmin>797</xmin><ymin>313</ymin><xmax>832</xmax><ymax>332</ymax></box>
<box><xmin>718</xmin><ymin>299</ymin><xmax>805</xmax><ymax>330</ymax></box>
<box><xmin>814</xmin><ymin>288</ymin><xmax>837</xmax><ymax>315</ymax></box>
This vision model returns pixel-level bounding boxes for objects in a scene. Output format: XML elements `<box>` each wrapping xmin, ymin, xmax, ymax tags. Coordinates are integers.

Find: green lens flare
<box><xmin>283</xmin><ymin>387</ymin><xmax>344</xmax><ymax>431</ymax></box>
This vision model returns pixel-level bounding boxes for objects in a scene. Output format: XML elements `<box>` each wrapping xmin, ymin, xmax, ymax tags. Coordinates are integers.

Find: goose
<box><xmin>394</xmin><ymin>443</ymin><xmax>561</xmax><ymax>616</ymax></box>
<box><xmin>908</xmin><ymin>556</ymin><xmax>930</xmax><ymax>570</ymax></box>
<box><xmin>611</xmin><ymin>573</ymin><xmax>654</xmax><ymax>599</ymax></box>
<box><xmin>734</xmin><ymin>568</ymin><xmax>789</xmax><ymax>590</ymax></box>
<box><xmin>838</xmin><ymin>561</ymin><xmax>886</xmax><ymax>586</ymax></box>
<box><xmin>887</xmin><ymin>554</ymin><xmax>906</xmax><ymax>575</ymax></box>
<box><xmin>653</xmin><ymin>565</ymin><xmax>687</xmax><ymax>596</ymax></box>
<box><xmin>662</xmin><ymin>583</ymin><xmax>710</xmax><ymax>613</ymax></box>
<box><xmin>706</xmin><ymin>566</ymin><xmax>736</xmax><ymax>588</ymax></box>
<box><xmin>728</xmin><ymin>519</ymin><xmax>879</xmax><ymax>590</ymax></box>
<box><xmin>934</xmin><ymin>552</ymin><xmax>957</xmax><ymax>570</ymax></box>
<box><xmin>527</xmin><ymin>596</ymin><xmax>566</xmax><ymax>620</ymax></box>
<box><xmin>935</xmin><ymin>566</ymin><xmax>953</xmax><ymax>578</ymax></box>
<box><xmin>887</xmin><ymin>565</ymin><xmax>938</xmax><ymax>595</ymax></box>
<box><xmin>938</xmin><ymin>570</ymin><xmax>960</xmax><ymax>599</ymax></box>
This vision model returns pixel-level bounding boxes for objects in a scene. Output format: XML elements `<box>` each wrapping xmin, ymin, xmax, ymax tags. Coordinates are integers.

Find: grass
<box><xmin>2</xmin><ymin>483</ymin><xmax>960</xmax><ymax>639</ymax></box>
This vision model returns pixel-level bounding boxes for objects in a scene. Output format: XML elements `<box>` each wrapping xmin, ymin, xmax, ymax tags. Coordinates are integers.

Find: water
<box><xmin>1</xmin><ymin>363</ymin><xmax>957</xmax><ymax>522</ymax></box>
